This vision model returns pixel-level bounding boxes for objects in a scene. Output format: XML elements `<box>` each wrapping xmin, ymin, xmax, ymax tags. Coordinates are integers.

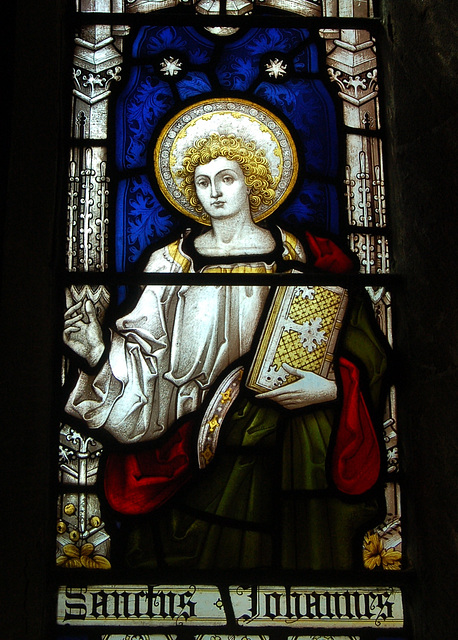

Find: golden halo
<box><xmin>153</xmin><ymin>98</ymin><xmax>298</xmax><ymax>225</ymax></box>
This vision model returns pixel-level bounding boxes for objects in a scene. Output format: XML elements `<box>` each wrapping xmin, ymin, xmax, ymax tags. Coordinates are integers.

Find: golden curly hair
<box><xmin>176</xmin><ymin>133</ymin><xmax>277</xmax><ymax>214</ymax></box>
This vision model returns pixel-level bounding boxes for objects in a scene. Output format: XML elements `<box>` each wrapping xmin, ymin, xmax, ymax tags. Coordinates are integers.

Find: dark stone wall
<box><xmin>1</xmin><ymin>1</ymin><xmax>457</xmax><ymax>638</ymax></box>
<box><xmin>2</xmin><ymin>2</ymin><xmax>66</xmax><ymax>638</ymax></box>
<box><xmin>380</xmin><ymin>1</ymin><xmax>458</xmax><ymax>637</ymax></box>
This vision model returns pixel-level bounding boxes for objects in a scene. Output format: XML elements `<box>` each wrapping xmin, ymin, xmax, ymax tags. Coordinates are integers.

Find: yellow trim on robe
<box><xmin>167</xmin><ymin>239</ymin><xmax>192</xmax><ymax>272</ymax></box>
<box><xmin>202</xmin><ymin>263</ymin><xmax>277</xmax><ymax>274</ymax></box>
<box><xmin>281</xmin><ymin>228</ymin><xmax>305</xmax><ymax>261</ymax></box>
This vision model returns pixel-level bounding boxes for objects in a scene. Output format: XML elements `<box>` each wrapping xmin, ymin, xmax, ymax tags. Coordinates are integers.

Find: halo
<box><xmin>153</xmin><ymin>98</ymin><xmax>298</xmax><ymax>224</ymax></box>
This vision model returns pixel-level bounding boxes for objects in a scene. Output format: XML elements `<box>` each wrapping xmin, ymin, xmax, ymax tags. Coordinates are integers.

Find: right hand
<box><xmin>64</xmin><ymin>292</ymin><xmax>105</xmax><ymax>367</ymax></box>
<box><xmin>255</xmin><ymin>363</ymin><xmax>337</xmax><ymax>409</ymax></box>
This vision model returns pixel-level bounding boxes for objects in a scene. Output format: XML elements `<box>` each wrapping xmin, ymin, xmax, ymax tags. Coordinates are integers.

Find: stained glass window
<box><xmin>57</xmin><ymin>1</ymin><xmax>406</xmax><ymax>638</ymax></box>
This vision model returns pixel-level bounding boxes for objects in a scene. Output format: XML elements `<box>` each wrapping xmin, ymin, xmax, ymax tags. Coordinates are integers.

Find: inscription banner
<box><xmin>231</xmin><ymin>586</ymin><xmax>403</xmax><ymax>629</ymax></box>
<box><xmin>57</xmin><ymin>585</ymin><xmax>226</xmax><ymax>627</ymax></box>
<box><xmin>57</xmin><ymin>584</ymin><xmax>403</xmax><ymax>629</ymax></box>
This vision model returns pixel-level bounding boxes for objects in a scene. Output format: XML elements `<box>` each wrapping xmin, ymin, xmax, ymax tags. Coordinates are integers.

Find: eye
<box><xmin>222</xmin><ymin>175</ymin><xmax>234</xmax><ymax>184</ymax></box>
<box><xmin>195</xmin><ymin>178</ymin><xmax>209</xmax><ymax>188</ymax></box>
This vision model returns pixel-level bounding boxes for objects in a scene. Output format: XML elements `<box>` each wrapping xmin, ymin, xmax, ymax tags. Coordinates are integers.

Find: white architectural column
<box><xmin>321</xmin><ymin>28</ymin><xmax>387</xmax><ymax>264</ymax></box>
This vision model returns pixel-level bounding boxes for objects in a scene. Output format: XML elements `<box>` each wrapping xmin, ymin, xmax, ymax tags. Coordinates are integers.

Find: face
<box><xmin>194</xmin><ymin>157</ymin><xmax>250</xmax><ymax>220</ymax></box>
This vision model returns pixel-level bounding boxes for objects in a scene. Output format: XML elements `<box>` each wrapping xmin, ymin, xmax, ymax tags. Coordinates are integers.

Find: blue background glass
<box><xmin>115</xmin><ymin>26</ymin><xmax>339</xmax><ymax>273</ymax></box>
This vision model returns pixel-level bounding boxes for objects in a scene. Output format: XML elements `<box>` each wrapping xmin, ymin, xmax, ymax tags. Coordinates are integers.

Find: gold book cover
<box><xmin>246</xmin><ymin>285</ymin><xmax>349</xmax><ymax>393</ymax></box>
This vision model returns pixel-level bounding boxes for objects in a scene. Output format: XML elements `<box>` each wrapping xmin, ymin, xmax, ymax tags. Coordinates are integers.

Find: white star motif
<box><xmin>160</xmin><ymin>56</ymin><xmax>183</xmax><ymax>76</ymax></box>
<box><xmin>265</xmin><ymin>58</ymin><xmax>288</xmax><ymax>79</ymax></box>
<box><xmin>296</xmin><ymin>286</ymin><xmax>315</xmax><ymax>300</ymax></box>
<box><xmin>298</xmin><ymin>317</ymin><xmax>327</xmax><ymax>353</ymax></box>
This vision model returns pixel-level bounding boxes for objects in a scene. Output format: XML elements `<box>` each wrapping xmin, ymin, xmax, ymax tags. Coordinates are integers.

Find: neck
<box><xmin>209</xmin><ymin>209</ymin><xmax>257</xmax><ymax>246</ymax></box>
<box><xmin>195</xmin><ymin>210</ymin><xmax>275</xmax><ymax>257</ymax></box>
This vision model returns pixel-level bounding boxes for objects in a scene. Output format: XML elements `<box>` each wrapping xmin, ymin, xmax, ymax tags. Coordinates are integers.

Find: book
<box><xmin>246</xmin><ymin>285</ymin><xmax>348</xmax><ymax>393</ymax></box>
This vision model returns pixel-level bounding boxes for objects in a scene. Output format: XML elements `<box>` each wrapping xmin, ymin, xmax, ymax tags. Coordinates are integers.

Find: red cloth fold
<box><xmin>307</xmin><ymin>233</ymin><xmax>380</xmax><ymax>493</ymax></box>
<box><xmin>104</xmin><ymin>420</ymin><xmax>194</xmax><ymax>515</ymax></box>
<box><xmin>333</xmin><ymin>357</ymin><xmax>381</xmax><ymax>494</ymax></box>
<box><xmin>305</xmin><ymin>231</ymin><xmax>355</xmax><ymax>274</ymax></box>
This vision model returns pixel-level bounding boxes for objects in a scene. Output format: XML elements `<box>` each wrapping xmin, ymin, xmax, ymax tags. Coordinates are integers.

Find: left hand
<box><xmin>255</xmin><ymin>363</ymin><xmax>337</xmax><ymax>410</ymax></box>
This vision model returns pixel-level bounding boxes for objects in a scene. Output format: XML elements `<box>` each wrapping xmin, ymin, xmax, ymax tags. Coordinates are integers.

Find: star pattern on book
<box><xmin>296</xmin><ymin>285</ymin><xmax>315</xmax><ymax>300</ymax></box>
<box><xmin>297</xmin><ymin>317</ymin><xmax>327</xmax><ymax>352</ymax></box>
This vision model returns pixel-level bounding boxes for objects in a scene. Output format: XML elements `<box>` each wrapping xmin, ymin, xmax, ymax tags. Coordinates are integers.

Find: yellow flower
<box><xmin>56</xmin><ymin>544</ymin><xmax>82</xmax><ymax>568</ymax></box>
<box><xmin>56</xmin><ymin>543</ymin><xmax>111</xmax><ymax>569</ymax></box>
<box><xmin>363</xmin><ymin>532</ymin><xmax>402</xmax><ymax>571</ymax></box>
<box><xmin>381</xmin><ymin>548</ymin><xmax>402</xmax><ymax>570</ymax></box>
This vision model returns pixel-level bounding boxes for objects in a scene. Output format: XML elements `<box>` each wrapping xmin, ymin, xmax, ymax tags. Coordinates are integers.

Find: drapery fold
<box><xmin>105</xmin><ymin>419</ymin><xmax>195</xmax><ymax>514</ymax></box>
<box><xmin>332</xmin><ymin>357</ymin><xmax>381</xmax><ymax>494</ymax></box>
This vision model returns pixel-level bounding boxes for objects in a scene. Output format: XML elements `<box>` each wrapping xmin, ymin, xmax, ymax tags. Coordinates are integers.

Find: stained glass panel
<box><xmin>58</xmin><ymin>0</ymin><xmax>404</xmax><ymax>637</ymax></box>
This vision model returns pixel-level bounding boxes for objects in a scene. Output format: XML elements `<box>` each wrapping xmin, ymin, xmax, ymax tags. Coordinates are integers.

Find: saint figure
<box><xmin>64</xmin><ymin>100</ymin><xmax>388</xmax><ymax>570</ymax></box>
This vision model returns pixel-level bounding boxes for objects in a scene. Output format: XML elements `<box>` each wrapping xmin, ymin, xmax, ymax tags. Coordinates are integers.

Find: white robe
<box><xmin>65</xmin><ymin>230</ymin><xmax>305</xmax><ymax>443</ymax></box>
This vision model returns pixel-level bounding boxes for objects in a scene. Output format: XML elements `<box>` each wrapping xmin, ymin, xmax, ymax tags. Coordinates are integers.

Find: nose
<box><xmin>210</xmin><ymin>179</ymin><xmax>222</xmax><ymax>199</ymax></box>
